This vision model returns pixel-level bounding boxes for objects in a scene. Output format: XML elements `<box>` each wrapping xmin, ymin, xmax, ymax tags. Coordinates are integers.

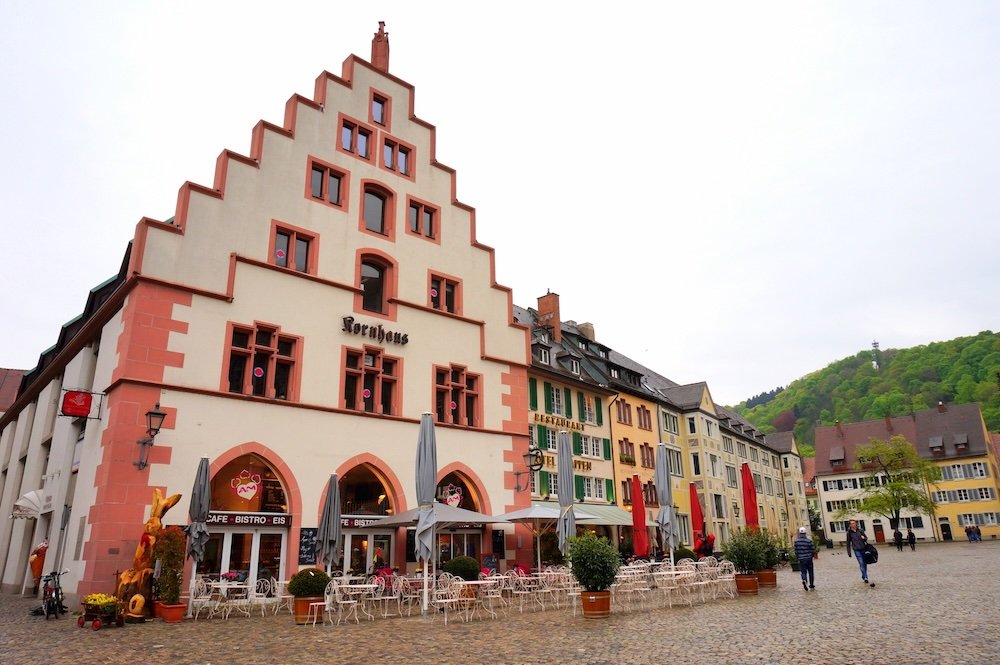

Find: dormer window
<box><xmin>954</xmin><ymin>434</ymin><xmax>968</xmax><ymax>450</ymax></box>
<box><xmin>578</xmin><ymin>340</ymin><xmax>587</xmax><ymax>351</ymax></box>
<box><xmin>538</xmin><ymin>332</ymin><xmax>548</xmax><ymax>343</ymax></box>
<box><xmin>929</xmin><ymin>436</ymin><xmax>944</xmax><ymax>454</ymax></box>
<box><xmin>538</xmin><ymin>348</ymin><xmax>550</xmax><ymax>364</ymax></box>
<box><xmin>610</xmin><ymin>367</ymin><xmax>620</xmax><ymax>379</ymax></box>
<box><xmin>569</xmin><ymin>359</ymin><xmax>580</xmax><ymax>374</ymax></box>
<box><xmin>830</xmin><ymin>445</ymin><xmax>846</xmax><ymax>468</ymax></box>
<box><xmin>598</xmin><ymin>349</ymin><xmax>608</xmax><ymax>359</ymax></box>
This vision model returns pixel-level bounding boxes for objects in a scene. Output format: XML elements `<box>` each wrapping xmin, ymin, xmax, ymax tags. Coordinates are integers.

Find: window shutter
<box><xmin>564</xmin><ymin>387</ymin><xmax>573</xmax><ymax>419</ymax></box>
<box><xmin>573</xmin><ymin>432</ymin><xmax>583</xmax><ymax>455</ymax></box>
<box><xmin>539</xmin><ymin>471</ymin><xmax>550</xmax><ymax>495</ymax></box>
<box><xmin>537</xmin><ymin>425</ymin><xmax>548</xmax><ymax>449</ymax></box>
<box><xmin>575</xmin><ymin>475</ymin><xmax>585</xmax><ymax>501</ymax></box>
<box><xmin>605</xmin><ymin>479</ymin><xmax>615</xmax><ymax>502</ymax></box>
<box><xmin>529</xmin><ymin>377</ymin><xmax>537</xmax><ymax>411</ymax></box>
<box><xmin>543</xmin><ymin>382</ymin><xmax>553</xmax><ymax>414</ymax></box>
<box><xmin>578</xmin><ymin>392</ymin><xmax>586</xmax><ymax>422</ymax></box>
<box><xmin>603</xmin><ymin>438</ymin><xmax>611</xmax><ymax>460</ymax></box>
<box><xmin>595</xmin><ymin>397</ymin><xmax>603</xmax><ymax>425</ymax></box>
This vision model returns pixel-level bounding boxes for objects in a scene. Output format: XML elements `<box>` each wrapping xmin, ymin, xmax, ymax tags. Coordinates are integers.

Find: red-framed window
<box><xmin>369</xmin><ymin>89</ymin><xmax>391</xmax><ymax>131</ymax></box>
<box><xmin>354</xmin><ymin>250</ymin><xmax>397</xmax><ymax>320</ymax></box>
<box><xmin>343</xmin><ymin>346</ymin><xmax>399</xmax><ymax>415</ymax></box>
<box><xmin>429</xmin><ymin>272</ymin><xmax>461</xmax><ymax>315</ymax></box>
<box><xmin>381</xmin><ymin>136</ymin><xmax>415</xmax><ymax>180</ymax></box>
<box><xmin>268</xmin><ymin>220</ymin><xmax>317</xmax><ymax>275</ymax></box>
<box><xmin>434</xmin><ymin>364</ymin><xmax>481</xmax><ymax>428</ymax></box>
<box><xmin>406</xmin><ymin>196</ymin><xmax>438</xmax><ymax>242</ymax></box>
<box><xmin>637</xmin><ymin>405</ymin><xmax>652</xmax><ymax>430</ymax></box>
<box><xmin>306</xmin><ymin>157</ymin><xmax>349</xmax><ymax>209</ymax></box>
<box><xmin>360</xmin><ymin>182</ymin><xmax>396</xmax><ymax>241</ymax></box>
<box><xmin>616</xmin><ymin>399</ymin><xmax>633</xmax><ymax>425</ymax></box>
<box><xmin>338</xmin><ymin>114</ymin><xmax>376</xmax><ymax>162</ymax></box>
<box><xmin>225</xmin><ymin>322</ymin><xmax>300</xmax><ymax>400</ymax></box>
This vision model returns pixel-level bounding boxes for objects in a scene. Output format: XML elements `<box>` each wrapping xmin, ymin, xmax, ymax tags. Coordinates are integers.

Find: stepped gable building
<box><xmin>814</xmin><ymin>403</ymin><xmax>1000</xmax><ymax>544</ymax></box>
<box><xmin>0</xmin><ymin>25</ymin><xmax>531</xmax><ymax>600</ymax></box>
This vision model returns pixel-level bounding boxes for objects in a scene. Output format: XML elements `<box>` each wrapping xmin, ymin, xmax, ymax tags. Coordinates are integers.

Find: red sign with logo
<box><xmin>61</xmin><ymin>391</ymin><xmax>93</xmax><ymax>417</ymax></box>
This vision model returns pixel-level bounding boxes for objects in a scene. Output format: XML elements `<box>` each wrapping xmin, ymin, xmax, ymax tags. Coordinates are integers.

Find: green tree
<box><xmin>835</xmin><ymin>435</ymin><xmax>940</xmax><ymax>529</ymax></box>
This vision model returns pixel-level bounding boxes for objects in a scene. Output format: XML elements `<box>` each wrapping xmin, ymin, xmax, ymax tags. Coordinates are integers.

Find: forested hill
<box><xmin>731</xmin><ymin>331</ymin><xmax>1000</xmax><ymax>456</ymax></box>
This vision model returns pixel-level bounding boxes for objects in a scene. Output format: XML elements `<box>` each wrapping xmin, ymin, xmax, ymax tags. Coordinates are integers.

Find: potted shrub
<box><xmin>153</xmin><ymin>525</ymin><xmax>187</xmax><ymax>622</ymax></box>
<box><xmin>672</xmin><ymin>546</ymin><xmax>697</xmax><ymax>562</ymax></box>
<box><xmin>567</xmin><ymin>533</ymin><xmax>620</xmax><ymax>619</ymax></box>
<box><xmin>442</xmin><ymin>555</ymin><xmax>480</xmax><ymax>581</ymax></box>
<box><xmin>721</xmin><ymin>528</ymin><xmax>764</xmax><ymax>595</ymax></box>
<box><xmin>788</xmin><ymin>547</ymin><xmax>800</xmax><ymax>572</ymax></box>
<box><xmin>287</xmin><ymin>567</ymin><xmax>330</xmax><ymax>625</ymax></box>
<box><xmin>755</xmin><ymin>529</ymin><xmax>780</xmax><ymax>588</ymax></box>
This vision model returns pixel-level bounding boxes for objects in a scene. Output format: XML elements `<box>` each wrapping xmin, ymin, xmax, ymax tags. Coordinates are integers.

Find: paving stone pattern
<box><xmin>2</xmin><ymin>541</ymin><xmax>997</xmax><ymax>665</ymax></box>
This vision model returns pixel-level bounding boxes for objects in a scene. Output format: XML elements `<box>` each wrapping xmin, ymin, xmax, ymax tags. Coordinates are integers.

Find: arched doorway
<box><xmin>435</xmin><ymin>472</ymin><xmax>484</xmax><ymax>565</ymax></box>
<box><xmin>340</xmin><ymin>464</ymin><xmax>395</xmax><ymax>575</ymax></box>
<box><xmin>198</xmin><ymin>454</ymin><xmax>290</xmax><ymax>583</ymax></box>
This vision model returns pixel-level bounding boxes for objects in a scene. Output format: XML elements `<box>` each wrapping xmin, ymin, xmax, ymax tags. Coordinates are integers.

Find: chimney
<box><xmin>885</xmin><ymin>416</ymin><xmax>893</xmax><ymax>433</ymax></box>
<box><xmin>835</xmin><ymin>420</ymin><xmax>845</xmax><ymax>439</ymax></box>
<box><xmin>938</xmin><ymin>401</ymin><xmax>946</xmax><ymax>413</ymax></box>
<box><xmin>536</xmin><ymin>290</ymin><xmax>561</xmax><ymax>343</ymax></box>
<box><xmin>577</xmin><ymin>322</ymin><xmax>596</xmax><ymax>341</ymax></box>
<box><xmin>371</xmin><ymin>21</ymin><xmax>390</xmax><ymax>73</ymax></box>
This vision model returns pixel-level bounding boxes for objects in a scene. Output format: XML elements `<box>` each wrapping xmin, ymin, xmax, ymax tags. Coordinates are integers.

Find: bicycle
<box><xmin>36</xmin><ymin>569</ymin><xmax>69</xmax><ymax>619</ymax></box>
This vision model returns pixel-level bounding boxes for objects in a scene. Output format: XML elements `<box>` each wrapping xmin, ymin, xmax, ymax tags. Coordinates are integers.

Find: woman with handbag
<box><xmin>845</xmin><ymin>520</ymin><xmax>876</xmax><ymax>588</ymax></box>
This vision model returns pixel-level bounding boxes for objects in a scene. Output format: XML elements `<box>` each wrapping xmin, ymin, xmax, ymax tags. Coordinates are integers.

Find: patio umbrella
<box><xmin>371</xmin><ymin>502</ymin><xmax>510</xmax><ymax>530</ymax></box>
<box><xmin>414</xmin><ymin>413</ymin><xmax>438</xmax><ymax>619</ymax></box>
<box><xmin>741</xmin><ymin>463</ymin><xmax>760</xmax><ymax>529</ymax></box>
<box><xmin>185</xmin><ymin>457</ymin><xmax>211</xmax><ymax>618</ymax></box>
<box><xmin>630</xmin><ymin>474</ymin><xmax>649</xmax><ymax>558</ymax></box>
<box><xmin>689</xmin><ymin>482</ymin><xmax>706</xmax><ymax>542</ymax></box>
<box><xmin>556</xmin><ymin>430</ymin><xmax>575</xmax><ymax>556</ymax></box>
<box><xmin>315</xmin><ymin>474</ymin><xmax>342</xmax><ymax>574</ymax></box>
<box><xmin>654</xmin><ymin>444</ymin><xmax>679</xmax><ymax>565</ymax></box>
<box><xmin>494</xmin><ymin>505</ymin><xmax>597</xmax><ymax>571</ymax></box>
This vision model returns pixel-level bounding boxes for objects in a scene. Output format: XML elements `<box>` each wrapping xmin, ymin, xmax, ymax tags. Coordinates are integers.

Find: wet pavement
<box><xmin>1</xmin><ymin>540</ymin><xmax>997</xmax><ymax>665</ymax></box>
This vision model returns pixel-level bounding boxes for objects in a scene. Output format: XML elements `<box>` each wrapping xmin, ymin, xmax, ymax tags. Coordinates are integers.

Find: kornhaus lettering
<box><xmin>342</xmin><ymin>316</ymin><xmax>409</xmax><ymax>345</ymax></box>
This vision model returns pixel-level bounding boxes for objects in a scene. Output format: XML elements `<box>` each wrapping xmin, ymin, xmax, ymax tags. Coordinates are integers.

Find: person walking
<box><xmin>846</xmin><ymin>520</ymin><xmax>875</xmax><ymax>587</ymax></box>
<box><xmin>973</xmin><ymin>525</ymin><xmax>982</xmax><ymax>542</ymax></box>
<box><xmin>907</xmin><ymin>528</ymin><xmax>916</xmax><ymax>551</ymax></box>
<box><xmin>893</xmin><ymin>528</ymin><xmax>904</xmax><ymax>552</ymax></box>
<box><xmin>794</xmin><ymin>527</ymin><xmax>816</xmax><ymax>590</ymax></box>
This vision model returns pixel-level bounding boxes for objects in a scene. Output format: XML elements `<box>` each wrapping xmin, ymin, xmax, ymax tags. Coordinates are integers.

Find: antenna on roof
<box><xmin>871</xmin><ymin>340</ymin><xmax>880</xmax><ymax>370</ymax></box>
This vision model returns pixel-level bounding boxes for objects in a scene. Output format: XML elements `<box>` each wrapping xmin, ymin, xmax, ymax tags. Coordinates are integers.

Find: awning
<box><xmin>11</xmin><ymin>490</ymin><xmax>44</xmax><ymax>519</ymax></box>
<box><xmin>531</xmin><ymin>500</ymin><xmax>633</xmax><ymax>526</ymax></box>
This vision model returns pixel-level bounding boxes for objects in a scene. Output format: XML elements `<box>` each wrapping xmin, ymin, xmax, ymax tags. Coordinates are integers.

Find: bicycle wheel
<box><xmin>44</xmin><ymin>598</ymin><xmax>57</xmax><ymax>619</ymax></box>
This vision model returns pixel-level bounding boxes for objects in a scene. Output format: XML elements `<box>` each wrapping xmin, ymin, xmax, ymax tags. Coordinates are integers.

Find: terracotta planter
<box><xmin>580</xmin><ymin>590</ymin><xmax>612</xmax><ymax>618</ymax></box>
<box><xmin>757</xmin><ymin>567</ymin><xmax>777</xmax><ymax>588</ymax></box>
<box><xmin>293</xmin><ymin>596</ymin><xmax>323</xmax><ymax>625</ymax></box>
<box><xmin>734</xmin><ymin>573</ymin><xmax>759</xmax><ymax>595</ymax></box>
<box><xmin>159</xmin><ymin>602</ymin><xmax>186</xmax><ymax>623</ymax></box>
<box><xmin>152</xmin><ymin>600</ymin><xmax>163</xmax><ymax>618</ymax></box>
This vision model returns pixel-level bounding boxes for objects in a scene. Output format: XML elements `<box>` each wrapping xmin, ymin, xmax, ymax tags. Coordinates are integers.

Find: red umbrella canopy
<box><xmin>688</xmin><ymin>482</ymin><xmax>705</xmax><ymax>538</ymax></box>
<box><xmin>741</xmin><ymin>463</ymin><xmax>760</xmax><ymax>529</ymax></box>
<box><xmin>630</xmin><ymin>474</ymin><xmax>649</xmax><ymax>558</ymax></box>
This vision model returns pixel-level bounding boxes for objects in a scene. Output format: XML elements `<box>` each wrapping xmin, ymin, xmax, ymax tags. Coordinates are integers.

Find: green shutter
<box><xmin>602</xmin><ymin>438</ymin><xmax>611</xmax><ymax>460</ymax></box>
<box><xmin>605</xmin><ymin>479</ymin><xmax>615</xmax><ymax>502</ymax></box>
<box><xmin>564</xmin><ymin>387</ymin><xmax>573</xmax><ymax>418</ymax></box>
<box><xmin>575</xmin><ymin>475</ymin><xmax>585</xmax><ymax>501</ymax></box>
<box><xmin>578</xmin><ymin>392</ymin><xmax>586</xmax><ymax>422</ymax></box>
<box><xmin>595</xmin><ymin>397</ymin><xmax>603</xmax><ymax>425</ymax></box>
<box><xmin>539</xmin><ymin>470</ymin><xmax>550</xmax><ymax>495</ymax></box>
<box><xmin>529</xmin><ymin>377</ymin><xmax>537</xmax><ymax>411</ymax></box>
<box><xmin>536</xmin><ymin>425</ymin><xmax>547</xmax><ymax>450</ymax></box>
<box><xmin>573</xmin><ymin>432</ymin><xmax>583</xmax><ymax>455</ymax></box>
<box><xmin>543</xmin><ymin>382</ymin><xmax>553</xmax><ymax>414</ymax></box>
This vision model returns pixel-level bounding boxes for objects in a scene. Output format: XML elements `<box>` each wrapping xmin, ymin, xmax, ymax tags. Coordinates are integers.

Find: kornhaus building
<box><xmin>0</xmin><ymin>27</ymin><xmax>533</xmax><ymax>599</ymax></box>
<box><xmin>813</xmin><ymin>403</ymin><xmax>1000</xmax><ymax>545</ymax></box>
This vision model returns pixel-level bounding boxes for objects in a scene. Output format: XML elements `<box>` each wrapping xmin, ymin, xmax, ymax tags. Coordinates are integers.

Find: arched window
<box><xmin>363</xmin><ymin>189</ymin><xmax>387</xmax><ymax>235</ymax></box>
<box><xmin>361</xmin><ymin>260</ymin><xmax>385</xmax><ymax>313</ymax></box>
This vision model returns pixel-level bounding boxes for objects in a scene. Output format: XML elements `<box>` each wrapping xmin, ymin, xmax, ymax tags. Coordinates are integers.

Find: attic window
<box><xmin>954</xmin><ymin>433</ymin><xmax>968</xmax><ymax>449</ymax></box>
<box><xmin>569</xmin><ymin>359</ymin><xmax>580</xmax><ymax>375</ymax></box>
<box><xmin>830</xmin><ymin>445</ymin><xmax>846</xmax><ymax>467</ymax></box>
<box><xmin>538</xmin><ymin>348</ymin><xmax>550</xmax><ymax>365</ymax></box>
<box><xmin>929</xmin><ymin>436</ymin><xmax>944</xmax><ymax>451</ymax></box>
<box><xmin>610</xmin><ymin>367</ymin><xmax>620</xmax><ymax>379</ymax></box>
<box><xmin>537</xmin><ymin>332</ymin><xmax>548</xmax><ymax>343</ymax></box>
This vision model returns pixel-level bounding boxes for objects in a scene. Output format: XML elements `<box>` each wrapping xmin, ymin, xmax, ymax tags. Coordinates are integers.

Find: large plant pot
<box><xmin>159</xmin><ymin>602</ymin><xmax>186</xmax><ymax>623</ymax></box>
<box><xmin>734</xmin><ymin>573</ymin><xmax>759</xmax><ymax>595</ymax></box>
<box><xmin>790</xmin><ymin>561</ymin><xmax>801</xmax><ymax>572</ymax></box>
<box><xmin>757</xmin><ymin>568</ymin><xmax>777</xmax><ymax>588</ymax></box>
<box><xmin>580</xmin><ymin>590</ymin><xmax>612</xmax><ymax>618</ymax></box>
<box><xmin>293</xmin><ymin>596</ymin><xmax>322</xmax><ymax>625</ymax></box>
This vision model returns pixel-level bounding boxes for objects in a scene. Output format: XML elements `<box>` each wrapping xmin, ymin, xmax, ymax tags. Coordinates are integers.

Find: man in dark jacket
<box><xmin>846</xmin><ymin>520</ymin><xmax>875</xmax><ymax>587</ymax></box>
<box><xmin>793</xmin><ymin>527</ymin><xmax>816</xmax><ymax>591</ymax></box>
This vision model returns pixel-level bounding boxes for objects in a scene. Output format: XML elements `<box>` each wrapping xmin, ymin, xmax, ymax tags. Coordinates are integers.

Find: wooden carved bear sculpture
<box><xmin>116</xmin><ymin>488</ymin><xmax>182</xmax><ymax>617</ymax></box>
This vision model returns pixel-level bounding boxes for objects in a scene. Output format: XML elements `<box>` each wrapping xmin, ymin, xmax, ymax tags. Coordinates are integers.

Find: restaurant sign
<box><xmin>208</xmin><ymin>512</ymin><xmax>290</xmax><ymax>527</ymax></box>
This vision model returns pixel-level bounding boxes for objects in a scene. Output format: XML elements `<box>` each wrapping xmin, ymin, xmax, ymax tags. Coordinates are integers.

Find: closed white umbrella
<box><xmin>414</xmin><ymin>413</ymin><xmax>438</xmax><ymax>619</ymax></box>
<box><xmin>315</xmin><ymin>474</ymin><xmax>342</xmax><ymax>574</ymax></box>
<box><xmin>185</xmin><ymin>457</ymin><xmax>211</xmax><ymax>618</ymax></box>
<box><xmin>655</xmin><ymin>444</ymin><xmax>679</xmax><ymax>566</ymax></box>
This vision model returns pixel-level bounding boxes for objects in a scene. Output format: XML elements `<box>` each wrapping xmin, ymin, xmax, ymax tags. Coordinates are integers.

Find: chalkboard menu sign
<box><xmin>406</xmin><ymin>529</ymin><xmax>416</xmax><ymax>562</ymax></box>
<box><xmin>298</xmin><ymin>528</ymin><xmax>318</xmax><ymax>565</ymax></box>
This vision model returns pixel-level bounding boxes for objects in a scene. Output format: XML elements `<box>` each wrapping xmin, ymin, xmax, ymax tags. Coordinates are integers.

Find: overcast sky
<box><xmin>2</xmin><ymin>2</ymin><xmax>998</xmax><ymax>405</ymax></box>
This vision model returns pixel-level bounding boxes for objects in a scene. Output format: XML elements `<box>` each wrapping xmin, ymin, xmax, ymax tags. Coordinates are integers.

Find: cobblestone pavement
<box><xmin>2</xmin><ymin>541</ymin><xmax>998</xmax><ymax>665</ymax></box>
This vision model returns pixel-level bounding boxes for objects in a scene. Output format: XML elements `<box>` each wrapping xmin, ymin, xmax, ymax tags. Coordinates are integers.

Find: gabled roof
<box><xmin>0</xmin><ymin>368</ymin><xmax>25</xmax><ymax>412</ymax></box>
<box><xmin>765</xmin><ymin>430</ymin><xmax>797</xmax><ymax>455</ymax></box>
<box><xmin>814</xmin><ymin>415</ymin><xmax>918</xmax><ymax>475</ymax></box>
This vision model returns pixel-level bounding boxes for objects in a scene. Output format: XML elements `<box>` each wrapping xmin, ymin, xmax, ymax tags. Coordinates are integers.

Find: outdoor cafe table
<box><xmin>206</xmin><ymin>581</ymin><xmax>251</xmax><ymax>618</ymax></box>
<box><xmin>341</xmin><ymin>583</ymin><xmax>378</xmax><ymax>620</ymax></box>
<box><xmin>453</xmin><ymin>579</ymin><xmax>500</xmax><ymax>621</ymax></box>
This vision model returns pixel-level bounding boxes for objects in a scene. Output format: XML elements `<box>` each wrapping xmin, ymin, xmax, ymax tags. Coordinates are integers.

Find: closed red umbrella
<box><xmin>630</xmin><ymin>474</ymin><xmax>649</xmax><ymax>558</ymax></box>
<box><xmin>741</xmin><ymin>463</ymin><xmax>760</xmax><ymax>529</ymax></box>
<box><xmin>688</xmin><ymin>482</ymin><xmax>705</xmax><ymax>540</ymax></box>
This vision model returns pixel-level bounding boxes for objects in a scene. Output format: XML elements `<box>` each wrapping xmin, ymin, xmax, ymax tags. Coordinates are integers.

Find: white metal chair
<box><xmin>190</xmin><ymin>577</ymin><xmax>215</xmax><ymax>620</ymax></box>
<box><xmin>272</xmin><ymin>577</ymin><xmax>293</xmax><ymax>615</ymax></box>
<box><xmin>252</xmin><ymin>577</ymin><xmax>273</xmax><ymax>617</ymax></box>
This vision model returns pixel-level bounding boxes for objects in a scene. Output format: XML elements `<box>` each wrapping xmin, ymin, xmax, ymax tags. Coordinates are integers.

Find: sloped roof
<box><xmin>0</xmin><ymin>368</ymin><xmax>25</xmax><ymax>412</ymax></box>
<box><xmin>765</xmin><ymin>430</ymin><xmax>796</xmax><ymax>454</ymax></box>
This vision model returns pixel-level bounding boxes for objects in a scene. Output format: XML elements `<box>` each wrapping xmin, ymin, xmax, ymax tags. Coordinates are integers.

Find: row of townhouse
<box><xmin>0</xmin><ymin>25</ymin><xmax>807</xmax><ymax>603</ymax></box>
<box><xmin>515</xmin><ymin>292</ymin><xmax>809</xmax><ymax>552</ymax></box>
<box><xmin>813</xmin><ymin>403</ymin><xmax>1000</xmax><ymax>545</ymax></box>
